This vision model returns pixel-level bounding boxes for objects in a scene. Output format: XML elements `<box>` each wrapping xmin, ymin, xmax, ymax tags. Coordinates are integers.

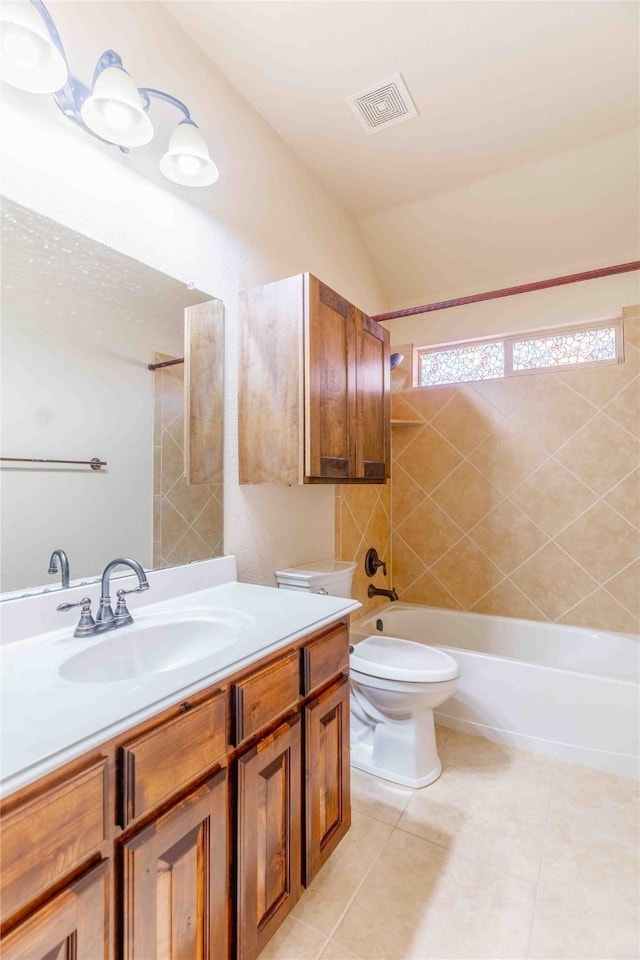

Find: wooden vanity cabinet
<box><xmin>236</xmin><ymin>717</ymin><xmax>303</xmax><ymax>958</ymax></box>
<box><xmin>121</xmin><ymin>769</ymin><xmax>229</xmax><ymax>960</ymax></box>
<box><xmin>239</xmin><ymin>273</ymin><xmax>390</xmax><ymax>484</ymax></box>
<box><xmin>0</xmin><ymin>618</ymin><xmax>352</xmax><ymax>960</ymax></box>
<box><xmin>304</xmin><ymin>676</ymin><xmax>351</xmax><ymax>886</ymax></box>
<box><xmin>0</xmin><ymin>861</ymin><xmax>110</xmax><ymax>960</ymax></box>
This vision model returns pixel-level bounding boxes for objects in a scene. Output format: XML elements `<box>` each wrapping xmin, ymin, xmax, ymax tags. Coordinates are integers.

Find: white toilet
<box><xmin>274</xmin><ymin>560</ymin><xmax>459</xmax><ymax>788</ymax></box>
<box><xmin>350</xmin><ymin>635</ymin><xmax>459</xmax><ymax>788</ymax></box>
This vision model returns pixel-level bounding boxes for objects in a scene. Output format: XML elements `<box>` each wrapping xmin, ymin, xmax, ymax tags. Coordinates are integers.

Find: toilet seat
<box><xmin>350</xmin><ymin>635</ymin><xmax>459</xmax><ymax>683</ymax></box>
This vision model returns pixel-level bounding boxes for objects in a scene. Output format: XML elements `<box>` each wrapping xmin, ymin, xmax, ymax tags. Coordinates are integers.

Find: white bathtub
<box><xmin>350</xmin><ymin>603</ymin><xmax>640</xmax><ymax>780</ymax></box>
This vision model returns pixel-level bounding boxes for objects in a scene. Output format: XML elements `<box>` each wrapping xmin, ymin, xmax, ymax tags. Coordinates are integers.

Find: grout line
<box><xmin>322</xmin><ymin>819</ymin><xmax>399</xmax><ymax>946</ymax></box>
<box><xmin>525</xmin><ymin>759</ymin><xmax>557</xmax><ymax>959</ymax></box>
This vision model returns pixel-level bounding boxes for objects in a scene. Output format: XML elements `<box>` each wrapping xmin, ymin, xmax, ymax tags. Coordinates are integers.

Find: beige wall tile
<box><xmin>396</xmin><ymin>425</ymin><xmax>463</xmax><ymax>494</ymax></box>
<box><xmin>342</xmin><ymin>484</ymin><xmax>379</xmax><ymax>537</ymax></box>
<box><xmin>469</xmin><ymin>418</ymin><xmax>548</xmax><ymax>495</ymax></box>
<box><xmin>166</xmin><ymin>525</ymin><xmax>211</xmax><ymax>566</ymax></box>
<box><xmin>556</xmin><ymin>413</ymin><xmax>638</xmax><ymax>496</ymax></box>
<box><xmin>399</xmin><ymin>384</ymin><xmax>455</xmax><ymax>422</ymax></box>
<box><xmin>430</xmin><ymin>386</ymin><xmax>499</xmax><ymax>455</ymax></box>
<box><xmin>469</xmin><ymin>500</ymin><xmax>548</xmax><ymax>574</ymax></box>
<box><xmin>470</xmin><ymin>579</ymin><xmax>545</xmax><ymax>621</ymax></box>
<box><xmin>391</xmin><ymin>421</ymin><xmax>424</xmax><ymax>460</ymax></box>
<box><xmin>391</xmin><ymin>392</ymin><xmax>422</xmax><ymax>421</ymax></box>
<box><xmin>431</xmin><ymin>460</ymin><xmax>502</xmax><ymax>531</ymax></box>
<box><xmin>604</xmin><ymin>559</ymin><xmax>640</xmax><ymax>620</ymax></box>
<box><xmin>510</xmin><ymin>542</ymin><xmax>597</xmax><ymax>621</ymax></box>
<box><xmin>623</xmin><ymin>312</ymin><xmax>640</xmax><ymax>349</ymax></box>
<box><xmin>402</xmin><ymin>570</ymin><xmax>461</xmax><ymax>609</ymax></box>
<box><xmin>604</xmin><ymin>468</ymin><xmax>640</xmax><ymax>529</ymax></box>
<box><xmin>165</xmin><ymin>412</ymin><xmax>185</xmax><ymax>451</ymax></box>
<box><xmin>558</xmin><ymin>342</ymin><xmax>639</xmax><ymax>407</ymax></box>
<box><xmin>363</xmin><ymin>497</ymin><xmax>391</xmax><ymax>555</ymax></box>
<box><xmin>160</xmin><ymin>499</ymin><xmax>189</xmax><ymax>556</ymax></box>
<box><xmin>392</xmin><ymin>532</ymin><xmax>427</xmax><ymax>593</ymax></box>
<box><xmin>340</xmin><ymin>501</ymin><xmax>364</xmax><ymax>562</ymax></box>
<box><xmin>195</xmin><ymin>496</ymin><xmax>224</xmax><ymax>550</ymax></box>
<box><xmin>604</xmin><ymin>376</ymin><xmax>640</xmax><ymax>437</ymax></box>
<box><xmin>166</xmin><ymin>476</ymin><xmax>213</xmax><ymax>525</ymax></box>
<box><xmin>510</xmin><ymin>459</ymin><xmax>597</xmax><ymax>537</ymax></box>
<box><xmin>469</xmin><ymin>375</ymin><xmax>537</xmax><ymax>416</ymax></box>
<box><xmin>396</xmin><ymin>497</ymin><xmax>462</xmax><ymax>568</ymax></box>
<box><xmin>558</xmin><ymin>587</ymin><xmax>639</xmax><ymax>634</ymax></box>
<box><xmin>508</xmin><ymin>375</ymin><xmax>596</xmax><ymax>453</ymax></box>
<box><xmin>392</xmin><ymin>463</ymin><xmax>426</xmax><ymax>526</ymax></box>
<box><xmin>160</xmin><ymin>431</ymin><xmax>185</xmax><ymax>496</ymax></box>
<box><xmin>556</xmin><ymin>501</ymin><xmax>640</xmax><ymax>583</ymax></box>
<box><xmin>432</xmin><ymin>537</ymin><xmax>503</xmax><ymax>607</ymax></box>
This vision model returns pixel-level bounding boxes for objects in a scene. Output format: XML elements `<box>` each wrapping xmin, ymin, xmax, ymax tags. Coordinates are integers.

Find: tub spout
<box><xmin>367</xmin><ymin>585</ymin><xmax>399</xmax><ymax>601</ymax></box>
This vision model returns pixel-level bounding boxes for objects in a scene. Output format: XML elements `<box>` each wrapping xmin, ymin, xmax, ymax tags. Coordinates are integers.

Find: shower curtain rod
<box><xmin>148</xmin><ymin>357</ymin><xmax>184</xmax><ymax>371</ymax></box>
<box><xmin>371</xmin><ymin>260</ymin><xmax>640</xmax><ymax>323</ymax></box>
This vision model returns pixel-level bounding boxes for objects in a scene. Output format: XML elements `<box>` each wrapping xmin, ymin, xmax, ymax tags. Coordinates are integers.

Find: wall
<box><xmin>335</xmin><ymin>484</ymin><xmax>392</xmax><ymax>616</ymax></box>
<box><xmin>361</xmin><ymin>130</ymin><xmax>640</xmax><ymax>311</ymax></box>
<box><xmin>152</xmin><ymin>355</ymin><xmax>223</xmax><ymax>568</ymax></box>
<box><xmin>0</xmin><ymin>0</ymin><xmax>386</xmax><ymax>588</ymax></box>
<box><xmin>385</xmin><ymin>305</ymin><xmax>639</xmax><ymax>634</ymax></box>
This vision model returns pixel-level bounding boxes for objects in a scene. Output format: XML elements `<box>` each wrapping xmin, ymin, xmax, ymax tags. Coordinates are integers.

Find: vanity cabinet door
<box><xmin>121</xmin><ymin>769</ymin><xmax>228</xmax><ymax>960</ymax></box>
<box><xmin>0</xmin><ymin>861</ymin><xmax>109</xmax><ymax>960</ymax></box>
<box><xmin>304</xmin><ymin>676</ymin><xmax>351</xmax><ymax>886</ymax></box>
<box><xmin>236</xmin><ymin>715</ymin><xmax>302</xmax><ymax>960</ymax></box>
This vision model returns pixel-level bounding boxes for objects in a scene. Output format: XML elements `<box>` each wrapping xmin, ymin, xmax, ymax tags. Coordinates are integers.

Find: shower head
<box><xmin>390</xmin><ymin>352</ymin><xmax>404</xmax><ymax>370</ymax></box>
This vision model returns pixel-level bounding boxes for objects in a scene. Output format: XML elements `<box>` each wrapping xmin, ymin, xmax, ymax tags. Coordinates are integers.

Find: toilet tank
<box><xmin>275</xmin><ymin>560</ymin><xmax>357</xmax><ymax>597</ymax></box>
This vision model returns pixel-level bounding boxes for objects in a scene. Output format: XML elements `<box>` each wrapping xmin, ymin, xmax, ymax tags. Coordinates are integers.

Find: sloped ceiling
<box><xmin>164</xmin><ymin>1</ymin><xmax>639</xmax><ymax>305</ymax></box>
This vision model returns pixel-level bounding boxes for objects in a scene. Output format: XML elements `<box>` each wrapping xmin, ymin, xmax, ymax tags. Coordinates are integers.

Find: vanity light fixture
<box><xmin>0</xmin><ymin>0</ymin><xmax>219</xmax><ymax>187</ymax></box>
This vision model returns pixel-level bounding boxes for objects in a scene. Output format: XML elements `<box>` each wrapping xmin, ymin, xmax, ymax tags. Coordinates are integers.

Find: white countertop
<box><xmin>0</xmin><ymin>563</ymin><xmax>359</xmax><ymax>798</ymax></box>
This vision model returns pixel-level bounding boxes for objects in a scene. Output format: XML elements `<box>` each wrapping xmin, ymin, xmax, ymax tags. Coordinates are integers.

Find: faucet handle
<box><xmin>365</xmin><ymin>548</ymin><xmax>387</xmax><ymax>578</ymax></box>
<box><xmin>114</xmin><ymin>588</ymin><xmax>134</xmax><ymax>627</ymax></box>
<box><xmin>57</xmin><ymin>597</ymin><xmax>96</xmax><ymax>637</ymax></box>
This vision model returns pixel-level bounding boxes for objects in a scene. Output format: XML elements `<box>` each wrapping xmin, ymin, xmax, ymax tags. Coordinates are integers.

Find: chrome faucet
<box><xmin>48</xmin><ymin>549</ymin><xmax>70</xmax><ymax>588</ymax></box>
<box><xmin>95</xmin><ymin>558</ymin><xmax>150</xmax><ymax>632</ymax></box>
<box><xmin>367</xmin><ymin>584</ymin><xmax>399</xmax><ymax>601</ymax></box>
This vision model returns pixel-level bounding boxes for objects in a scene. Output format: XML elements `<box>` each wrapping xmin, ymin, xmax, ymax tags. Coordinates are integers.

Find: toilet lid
<box><xmin>350</xmin><ymin>635</ymin><xmax>459</xmax><ymax>683</ymax></box>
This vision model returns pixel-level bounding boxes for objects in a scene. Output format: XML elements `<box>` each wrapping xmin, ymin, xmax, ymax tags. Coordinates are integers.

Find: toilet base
<box><xmin>350</xmin><ymin>706</ymin><xmax>443</xmax><ymax>789</ymax></box>
<box><xmin>351</xmin><ymin>739</ymin><xmax>442</xmax><ymax>788</ymax></box>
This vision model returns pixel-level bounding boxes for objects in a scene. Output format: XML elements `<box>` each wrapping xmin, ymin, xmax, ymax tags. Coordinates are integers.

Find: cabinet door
<box><xmin>354</xmin><ymin>309</ymin><xmax>390</xmax><ymax>481</ymax></box>
<box><xmin>121</xmin><ymin>769</ymin><xmax>228</xmax><ymax>960</ymax></box>
<box><xmin>237</xmin><ymin>716</ymin><xmax>302</xmax><ymax>959</ymax></box>
<box><xmin>304</xmin><ymin>676</ymin><xmax>351</xmax><ymax>886</ymax></box>
<box><xmin>1</xmin><ymin>861</ymin><xmax>109</xmax><ymax>960</ymax></box>
<box><xmin>305</xmin><ymin>275</ymin><xmax>357</xmax><ymax>480</ymax></box>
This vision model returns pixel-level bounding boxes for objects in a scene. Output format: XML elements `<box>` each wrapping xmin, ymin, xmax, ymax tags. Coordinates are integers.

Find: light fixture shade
<box><xmin>160</xmin><ymin>120</ymin><xmax>219</xmax><ymax>187</ymax></box>
<box><xmin>80</xmin><ymin>64</ymin><xmax>153</xmax><ymax>147</ymax></box>
<box><xmin>0</xmin><ymin>0</ymin><xmax>68</xmax><ymax>93</ymax></box>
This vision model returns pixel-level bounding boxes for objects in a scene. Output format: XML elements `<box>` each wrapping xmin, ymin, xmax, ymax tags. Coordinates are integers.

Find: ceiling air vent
<box><xmin>346</xmin><ymin>72</ymin><xmax>418</xmax><ymax>135</ymax></box>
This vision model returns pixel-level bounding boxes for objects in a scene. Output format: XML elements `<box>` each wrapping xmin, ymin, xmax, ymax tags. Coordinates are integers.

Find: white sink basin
<box><xmin>59</xmin><ymin>611</ymin><xmax>256</xmax><ymax>683</ymax></box>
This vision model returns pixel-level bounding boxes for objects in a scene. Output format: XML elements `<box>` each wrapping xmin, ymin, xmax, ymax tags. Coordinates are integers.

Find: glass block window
<box><xmin>420</xmin><ymin>340</ymin><xmax>505</xmax><ymax>386</ymax></box>
<box><xmin>415</xmin><ymin>320</ymin><xmax>622</xmax><ymax>388</ymax></box>
<box><xmin>511</xmin><ymin>326</ymin><xmax>617</xmax><ymax>371</ymax></box>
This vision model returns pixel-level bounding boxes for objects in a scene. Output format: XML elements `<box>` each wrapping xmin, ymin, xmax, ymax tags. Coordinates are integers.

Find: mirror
<box><xmin>0</xmin><ymin>198</ymin><xmax>224</xmax><ymax>597</ymax></box>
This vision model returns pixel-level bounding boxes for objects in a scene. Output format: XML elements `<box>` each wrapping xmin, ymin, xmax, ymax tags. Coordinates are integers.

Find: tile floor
<box><xmin>258</xmin><ymin>728</ymin><xmax>639</xmax><ymax>960</ymax></box>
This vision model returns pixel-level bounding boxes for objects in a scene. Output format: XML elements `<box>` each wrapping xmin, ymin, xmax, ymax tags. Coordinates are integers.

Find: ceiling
<box><xmin>165</xmin><ymin>1</ymin><xmax>639</xmax><ymax>219</ymax></box>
